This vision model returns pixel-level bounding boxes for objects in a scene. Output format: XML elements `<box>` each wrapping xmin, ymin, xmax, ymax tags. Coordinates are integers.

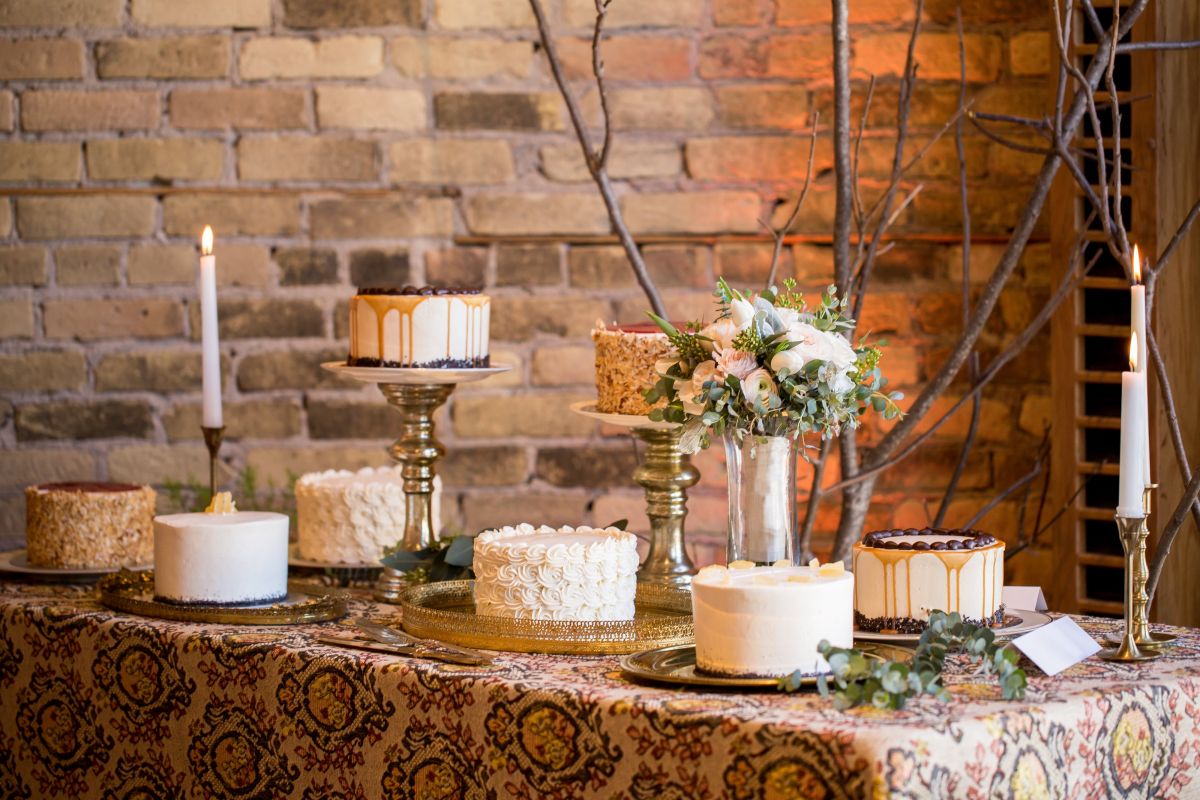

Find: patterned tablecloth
<box><xmin>1</xmin><ymin>580</ymin><xmax>1199</xmax><ymax>800</ymax></box>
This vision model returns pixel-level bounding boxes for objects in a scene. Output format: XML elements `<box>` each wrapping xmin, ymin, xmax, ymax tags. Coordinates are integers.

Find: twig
<box><xmin>1148</xmin><ymin>468</ymin><xmax>1200</xmax><ymax>602</ymax></box>
<box><xmin>965</xmin><ymin>435</ymin><xmax>1049</xmax><ymax>532</ymax></box>
<box><xmin>765</xmin><ymin>113</ymin><xmax>821</xmax><ymax>290</ymax></box>
<box><xmin>1118</xmin><ymin>40</ymin><xmax>1200</xmax><ymax>52</ymax></box>
<box><xmin>831</xmin><ymin>0</ymin><xmax>853</xmax><ymax>293</ymax></box>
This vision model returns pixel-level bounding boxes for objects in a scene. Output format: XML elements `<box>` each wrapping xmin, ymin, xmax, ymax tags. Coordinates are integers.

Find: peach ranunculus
<box><xmin>740</xmin><ymin>368</ymin><xmax>778</xmax><ymax>409</ymax></box>
<box><xmin>714</xmin><ymin>348</ymin><xmax>758</xmax><ymax>381</ymax></box>
<box><xmin>699</xmin><ymin>317</ymin><xmax>739</xmax><ymax>353</ymax></box>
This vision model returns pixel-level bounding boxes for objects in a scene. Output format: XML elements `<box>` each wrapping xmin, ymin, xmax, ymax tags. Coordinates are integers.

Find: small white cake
<box><xmin>349</xmin><ymin>287</ymin><xmax>490</xmax><ymax>368</ymax></box>
<box><xmin>472</xmin><ymin>524</ymin><xmax>640</xmax><ymax>621</ymax></box>
<box><xmin>691</xmin><ymin>561</ymin><xmax>854</xmax><ymax>677</ymax></box>
<box><xmin>153</xmin><ymin>493</ymin><xmax>289</xmax><ymax>605</ymax></box>
<box><xmin>295</xmin><ymin>467</ymin><xmax>442</xmax><ymax>564</ymax></box>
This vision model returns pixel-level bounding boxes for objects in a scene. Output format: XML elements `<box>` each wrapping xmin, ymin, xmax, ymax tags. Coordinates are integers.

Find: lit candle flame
<box><xmin>201</xmin><ymin>225</ymin><xmax>214</xmax><ymax>256</ymax></box>
<box><xmin>1132</xmin><ymin>243</ymin><xmax>1141</xmax><ymax>284</ymax></box>
<box><xmin>1129</xmin><ymin>332</ymin><xmax>1138</xmax><ymax>372</ymax></box>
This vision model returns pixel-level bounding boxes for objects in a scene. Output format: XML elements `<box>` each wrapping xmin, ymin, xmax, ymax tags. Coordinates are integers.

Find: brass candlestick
<box><xmin>633</xmin><ymin>426</ymin><xmax>699</xmax><ymax>588</ymax></box>
<box><xmin>1104</xmin><ymin>484</ymin><xmax>1176</xmax><ymax>649</ymax></box>
<box><xmin>1099</xmin><ymin>513</ymin><xmax>1160</xmax><ymax>662</ymax></box>
<box><xmin>201</xmin><ymin>426</ymin><xmax>225</xmax><ymax>499</ymax></box>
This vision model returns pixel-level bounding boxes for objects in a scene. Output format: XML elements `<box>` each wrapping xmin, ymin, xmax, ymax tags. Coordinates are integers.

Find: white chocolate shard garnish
<box><xmin>772</xmin><ymin>559</ymin><xmax>790</xmax><ymax>568</ymax></box>
<box><xmin>696</xmin><ymin>565</ymin><xmax>729</xmax><ymax>584</ymax></box>
<box><xmin>818</xmin><ymin>561</ymin><xmax>845</xmax><ymax>577</ymax></box>
<box><xmin>787</xmin><ymin>574</ymin><xmax>812</xmax><ymax>583</ymax></box>
<box><xmin>751</xmin><ymin>574</ymin><xmax>777</xmax><ymax>585</ymax></box>
<box><xmin>728</xmin><ymin>559</ymin><xmax>755</xmax><ymax>570</ymax></box>
<box><xmin>808</xmin><ymin>557</ymin><xmax>820</xmax><ymax>569</ymax></box>
<box><xmin>205</xmin><ymin>491</ymin><xmax>238</xmax><ymax>514</ymax></box>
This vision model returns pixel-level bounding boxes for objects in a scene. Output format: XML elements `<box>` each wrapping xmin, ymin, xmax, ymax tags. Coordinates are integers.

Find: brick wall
<box><xmin>0</xmin><ymin>0</ymin><xmax>1054</xmax><ymax>563</ymax></box>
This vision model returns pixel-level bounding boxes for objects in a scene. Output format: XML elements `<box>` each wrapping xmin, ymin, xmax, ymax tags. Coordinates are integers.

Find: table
<box><xmin>1</xmin><ymin>581</ymin><xmax>1198</xmax><ymax>799</ymax></box>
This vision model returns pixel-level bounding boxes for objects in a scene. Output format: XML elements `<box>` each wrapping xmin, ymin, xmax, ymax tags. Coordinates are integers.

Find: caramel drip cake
<box><xmin>591</xmin><ymin>322</ymin><xmax>673</xmax><ymax>415</ymax></box>
<box><xmin>25</xmin><ymin>482</ymin><xmax>156</xmax><ymax>569</ymax></box>
<box><xmin>349</xmin><ymin>286</ymin><xmax>489</xmax><ymax>368</ymax></box>
<box><xmin>852</xmin><ymin>528</ymin><xmax>1005</xmax><ymax>633</ymax></box>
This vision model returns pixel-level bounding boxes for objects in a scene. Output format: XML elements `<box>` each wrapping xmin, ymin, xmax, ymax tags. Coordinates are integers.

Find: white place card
<box><xmin>1011</xmin><ymin>616</ymin><xmax>1101</xmax><ymax>676</ymax></box>
<box><xmin>1003</xmin><ymin>585</ymin><xmax>1048</xmax><ymax>612</ymax></box>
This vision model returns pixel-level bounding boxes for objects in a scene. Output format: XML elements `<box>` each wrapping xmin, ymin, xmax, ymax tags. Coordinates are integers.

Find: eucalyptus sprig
<box><xmin>779</xmin><ymin>610</ymin><xmax>1027</xmax><ymax>709</ymax></box>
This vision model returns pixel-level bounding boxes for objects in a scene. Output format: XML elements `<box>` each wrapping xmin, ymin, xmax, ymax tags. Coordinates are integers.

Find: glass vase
<box><xmin>724</xmin><ymin>433</ymin><xmax>798</xmax><ymax>565</ymax></box>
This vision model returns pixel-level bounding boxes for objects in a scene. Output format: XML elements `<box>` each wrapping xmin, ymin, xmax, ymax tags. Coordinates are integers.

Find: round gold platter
<box><xmin>97</xmin><ymin>570</ymin><xmax>347</xmax><ymax>626</ymax></box>
<box><xmin>399</xmin><ymin>579</ymin><xmax>693</xmax><ymax>655</ymax></box>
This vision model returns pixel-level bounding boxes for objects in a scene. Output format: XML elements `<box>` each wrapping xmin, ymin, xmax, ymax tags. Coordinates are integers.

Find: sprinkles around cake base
<box><xmin>854</xmin><ymin>606</ymin><xmax>1006</xmax><ymax>634</ymax></box>
<box><xmin>347</xmin><ymin>355</ymin><xmax>490</xmax><ymax>369</ymax></box>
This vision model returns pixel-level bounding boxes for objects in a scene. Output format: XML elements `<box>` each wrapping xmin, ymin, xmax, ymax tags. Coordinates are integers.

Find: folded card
<box><xmin>1011</xmin><ymin>616</ymin><xmax>1100</xmax><ymax>676</ymax></box>
<box><xmin>1002</xmin><ymin>585</ymin><xmax>1048</xmax><ymax>612</ymax></box>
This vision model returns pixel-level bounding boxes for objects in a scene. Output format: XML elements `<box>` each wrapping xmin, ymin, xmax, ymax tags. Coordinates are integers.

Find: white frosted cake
<box><xmin>349</xmin><ymin>286</ymin><xmax>489</xmax><ymax>368</ymax></box>
<box><xmin>472</xmin><ymin>524</ymin><xmax>640</xmax><ymax>621</ymax></box>
<box><xmin>852</xmin><ymin>528</ymin><xmax>1005</xmax><ymax>633</ymax></box>
<box><xmin>295</xmin><ymin>467</ymin><xmax>442</xmax><ymax>564</ymax></box>
<box><xmin>153</xmin><ymin>493</ymin><xmax>289</xmax><ymax>605</ymax></box>
<box><xmin>692</xmin><ymin>560</ymin><xmax>854</xmax><ymax>677</ymax></box>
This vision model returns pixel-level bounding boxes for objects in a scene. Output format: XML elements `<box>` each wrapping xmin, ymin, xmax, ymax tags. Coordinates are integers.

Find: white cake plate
<box><xmin>854</xmin><ymin>608</ymin><xmax>1052</xmax><ymax>644</ymax></box>
<box><xmin>288</xmin><ymin>543</ymin><xmax>380</xmax><ymax>572</ymax></box>
<box><xmin>569</xmin><ymin>400</ymin><xmax>678</xmax><ymax>431</ymax></box>
<box><xmin>0</xmin><ymin>548</ymin><xmax>151</xmax><ymax>579</ymax></box>
<box><xmin>322</xmin><ymin>362</ymin><xmax>511</xmax><ymax>385</ymax></box>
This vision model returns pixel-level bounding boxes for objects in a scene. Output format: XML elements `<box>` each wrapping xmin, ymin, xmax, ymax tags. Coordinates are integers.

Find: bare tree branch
<box><xmin>765</xmin><ymin>113</ymin><xmax>821</xmax><ymax>290</ymax></box>
<box><xmin>1148</xmin><ymin>468</ymin><xmax>1200</xmax><ymax>602</ymax></box>
<box><xmin>1118</xmin><ymin>40</ymin><xmax>1200</xmax><ymax>52</ymax></box>
<box><xmin>831</xmin><ymin>0</ymin><xmax>853</xmax><ymax>293</ymax></box>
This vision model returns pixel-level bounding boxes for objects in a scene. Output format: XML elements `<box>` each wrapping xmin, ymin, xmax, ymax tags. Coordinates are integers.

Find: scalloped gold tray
<box><xmin>400</xmin><ymin>580</ymin><xmax>694</xmax><ymax>655</ymax></box>
<box><xmin>97</xmin><ymin>570</ymin><xmax>347</xmax><ymax>626</ymax></box>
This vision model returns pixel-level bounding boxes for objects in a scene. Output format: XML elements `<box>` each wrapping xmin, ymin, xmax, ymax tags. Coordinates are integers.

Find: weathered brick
<box><xmin>611</xmin><ymin>88</ymin><xmax>714</xmax><ymax>131</ymax></box>
<box><xmin>389</xmin><ymin>139</ymin><xmax>514</xmax><ymax>185</ymax></box>
<box><xmin>926</xmin><ymin>0</ymin><xmax>1046</xmax><ymax>25</ymax></box>
<box><xmin>537</xmin><ymin>447</ymin><xmax>639</xmax><ymax>488</ymax></box>
<box><xmin>0</xmin><ymin>247</ymin><xmax>47</xmax><ymax>285</ymax></box>
<box><xmin>0</xmin><ymin>90</ymin><xmax>12</xmax><ymax>131</ymax></box>
<box><xmin>646</xmin><ymin>245</ymin><xmax>711</xmax><ymax>288</ymax></box>
<box><xmin>306</xmin><ymin>398</ymin><xmax>395</xmax><ymax>440</ymax></box>
<box><xmin>854</xmin><ymin>33</ymin><xmax>1004</xmax><ymax>82</ymax></box>
<box><xmin>496</xmin><ymin>245</ymin><xmax>561</xmax><ymax>287</ymax></box>
<box><xmin>349</xmin><ymin>248</ymin><xmax>410</xmax><ymax>286</ymax></box>
<box><xmin>17</xmin><ymin>196</ymin><xmax>156</xmax><ymax>239</ymax></box>
<box><xmin>559</xmin><ymin>36</ymin><xmax>690</xmax><ymax>81</ymax></box>
<box><xmin>16</xmin><ymin>400</ymin><xmax>154</xmax><ymax>442</ymax></box>
<box><xmin>1019</xmin><ymin>393</ymin><xmax>1052</xmax><ymax>436</ymax></box>
<box><xmin>240</xmin><ymin>36</ymin><xmax>383</xmax><ymax>79</ymax></box>
<box><xmin>776</xmin><ymin>0</ymin><xmax>914</xmax><ymax>25</ymax></box>
<box><xmin>163</xmin><ymin>193</ymin><xmax>300</xmax><ymax>236</ymax></box>
<box><xmin>96</xmin><ymin>349</ymin><xmax>216</xmax><ymax>392</ymax></box>
<box><xmin>715</xmin><ymin>242</ymin><xmax>791</xmax><ymax>284</ymax></box>
<box><xmin>0</xmin><ymin>350</ymin><xmax>86</xmax><ymax>392</ymax></box>
<box><xmin>425</xmin><ymin>248</ymin><xmax>486</xmax><ymax>286</ymax></box>
<box><xmin>284</xmin><ymin>0</ymin><xmax>419</xmax><ymax>28</ymax></box>
<box><xmin>237</xmin><ymin>137</ymin><xmax>377</xmax><ymax>182</ymax></box>
<box><xmin>766</xmin><ymin>34</ymin><xmax>834</xmax><ymax>78</ymax></box>
<box><xmin>563</xmin><ymin>0</ymin><xmax>703</xmax><ymax>27</ymax></box>
<box><xmin>454</xmin><ymin>392</ymin><xmax>595</xmax><ymax>438</ymax></box>
<box><xmin>276</xmin><ymin>248</ymin><xmax>338</xmax><ymax>286</ymax></box>
<box><xmin>56</xmin><ymin>245</ymin><xmax>120</xmax><ymax>286</ymax></box>
<box><xmin>812</xmin><ymin>82</ymin><xmax>960</xmax><ymax>130</ymax></box>
<box><xmin>1010</xmin><ymin>31</ymin><xmax>1051</xmax><ymax>76</ymax></box>
<box><xmin>877</xmin><ymin>445</ymin><xmax>991</xmax><ymax>491</ymax></box>
<box><xmin>700</xmin><ymin>34</ymin><xmax>768</xmax><ymax>79</ymax></box>
<box><xmin>441</xmin><ymin>447</ymin><xmax>528</xmax><ymax>487</ymax></box>
<box><xmin>96</xmin><ymin>36</ymin><xmax>229</xmax><ymax>79</ymax></box>
<box><xmin>715</xmin><ymin>85</ymin><xmax>810</xmax><ymax>130</ymax></box>
<box><xmin>310</xmin><ymin>198</ymin><xmax>454</xmax><ymax>239</ymax></box>
<box><xmin>686</xmin><ymin>136</ymin><xmax>830</xmax><ymax>181</ymax></box>
<box><xmin>132</xmin><ymin>0</ymin><xmax>269</xmax><ymax>27</ymax></box>
<box><xmin>392</xmin><ymin>37</ymin><xmax>532</xmax><ymax>80</ymax></box>
<box><xmin>568</xmin><ymin>246</ymin><xmax>635</xmax><ymax>289</ymax></box>
<box><xmin>86</xmin><ymin>139</ymin><xmax>224</xmax><ymax>181</ymax></box>
<box><xmin>246</xmin><ymin>446</ymin><xmax>391</xmax><ymax>485</ymax></box>
<box><xmin>531</xmin><ymin>345</ymin><xmax>594</xmax><ymax>386</ymax></box>
<box><xmin>462</xmin><ymin>492</ymin><xmax>589</xmax><ymax>533</ymax></box>
<box><xmin>192</xmin><ymin>299</ymin><xmax>324</xmax><ymax>340</ymax></box>
<box><xmin>108</xmin><ymin>445</ymin><xmax>228</xmax><ymax>486</ymax></box>
<box><xmin>856</xmin><ymin>136</ymin><xmax>988</xmax><ymax>181</ymax></box>
<box><xmin>238</xmin><ymin>347</ymin><xmax>350</xmax><ymax>391</ymax></box>
<box><xmin>169</xmin><ymin>88</ymin><xmax>307</xmax><ymax>131</ymax></box>
<box><xmin>0</xmin><ymin>39</ymin><xmax>84</xmax><ymax>79</ymax></box>
<box><xmin>165</xmin><ymin>399</ymin><xmax>302</xmax><ymax>441</ymax></box>
<box><xmin>975</xmin><ymin>85</ymin><xmax>1050</xmax><ymax>120</ymax></box>
<box><xmin>622</xmin><ymin>191</ymin><xmax>761</xmax><ymax>234</ymax></box>
<box><xmin>0</xmin><ymin>450</ymin><xmax>97</xmax><ymax>487</ymax></box>
<box><xmin>614</xmin><ymin>290</ymin><xmax>719</xmax><ymax>324</ymax></box>
<box><xmin>129</xmin><ymin>242</ymin><xmax>268</xmax><ymax>287</ymax></box>
<box><xmin>913</xmin><ymin>396</ymin><xmax>1013</xmax><ymax>443</ymax></box>
<box><xmin>489</xmin><ymin>296</ymin><xmax>612</xmax><ymax>341</ymax></box>
<box><xmin>22</xmin><ymin>90</ymin><xmax>159</xmax><ymax>132</ymax></box>
<box><xmin>316</xmin><ymin>87</ymin><xmax>426</xmax><ymax>131</ymax></box>
<box><xmin>434</xmin><ymin>92</ymin><xmax>561</xmax><ymax>131</ymax></box>
<box><xmin>539</xmin><ymin>141</ymin><xmax>680</xmax><ymax>182</ymax></box>
<box><xmin>45</xmin><ymin>298</ymin><xmax>184</xmax><ymax>340</ymax></box>
<box><xmin>435</xmin><ymin>0</ymin><xmax>532</xmax><ymax>28</ymax></box>
<box><xmin>0</xmin><ymin>0</ymin><xmax>123</xmax><ymax>27</ymax></box>
<box><xmin>0</xmin><ymin>137</ymin><xmax>81</xmax><ymax>182</ymax></box>
<box><xmin>0</xmin><ymin>299</ymin><xmax>33</xmax><ymax>338</ymax></box>
<box><xmin>713</xmin><ymin>0</ymin><xmax>762</xmax><ymax>26</ymax></box>
<box><xmin>988</xmin><ymin>139</ymin><xmax>1044</xmax><ymax>177</ymax></box>
<box><xmin>463</xmin><ymin>194</ymin><xmax>609</xmax><ymax>236</ymax></box>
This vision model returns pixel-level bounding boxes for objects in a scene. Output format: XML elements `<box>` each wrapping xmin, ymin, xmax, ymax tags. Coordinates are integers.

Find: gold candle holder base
<box><xmin>1102</xmin><ymin>485</ymin><xmax>1176</xmax><ymax>650</ymax></box>
<box><xmin>201</xmin><ymin>425</ymin><xmax>225</xmax><ymax>499</ymax></box>
<box><xmin>1099</xmin><ymin>513</ymin><xmax>1161</xmax><ymax>663</ymax></box>
<box><xmin>633</xmin><ymin>427</ymin><xmax>699</xmax><ymax>588</ymax></box>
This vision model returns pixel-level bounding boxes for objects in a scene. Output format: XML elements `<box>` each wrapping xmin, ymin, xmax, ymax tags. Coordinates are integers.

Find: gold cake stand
<box><xmin>570</xmin><ymin>401</ymin><xmax>698</xmax><ymax>588</ymax></box>
<box><xmin>323</xmin><ymin>362</ymin><xmax>511</xmax><ymax>602</ymax></box>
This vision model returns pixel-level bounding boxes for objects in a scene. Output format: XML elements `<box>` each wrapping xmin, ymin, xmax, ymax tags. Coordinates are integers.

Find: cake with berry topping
<box><xmin>349</xmin><ymin>286</ymin><xmax>489</xmax><ymax>369</ymax></box>
<box><xmin>852</xmin><ymin>528</ymin><xmax>1005</xmax><ymax>633</ymax></box>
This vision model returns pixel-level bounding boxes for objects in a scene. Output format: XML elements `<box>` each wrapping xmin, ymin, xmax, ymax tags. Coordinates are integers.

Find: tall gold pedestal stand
<box><xmin>323</xmin><ymin>363</ymin><xmax>512</xmax><ymax>603</ymax></box>
<box><xmin>1099</xmin><ymin>492</ymin><xmax>1161</xmax><ymax>663</ymax></box>
<box><xmin>572</xmin><ymin>402</ymin><xmax>698</xmax><ymax>588</ymax></box>
<box><xmin>1103</xmin><ymin>485</ymin><xmax>1176</xmax><ymax>650</ymax></box>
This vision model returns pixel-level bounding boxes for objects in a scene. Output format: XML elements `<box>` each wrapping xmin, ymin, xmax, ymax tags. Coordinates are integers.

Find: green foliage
<box><xmin>778</xmin><ymin>610</ymin><xmax>1028</xmax><ymax>709</ymax></box>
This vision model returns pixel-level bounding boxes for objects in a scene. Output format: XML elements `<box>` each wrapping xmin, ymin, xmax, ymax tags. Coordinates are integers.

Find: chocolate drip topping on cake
<box><xmin>860</xmin><ymin>527</ymin><xmax>998</xmax><ymax>551</ymax></box>
<box><xmin>36</xmin><ymin>481</ymin><xmax>142</xmax><ymax>493</ymax></box>
<box><xmin>347</xmin><ymin>355</ymin><xmax>490</xmax><ymax>369</ymax></box>
<box><xmin>855</xmin><ymin>606</ymin><xmax>1006</xmax><ymax>634</ymax></box>
<box><xmin>357</xmin><ymin>286</ymin><xmax>483</xmax><ymax>296</ymax></box>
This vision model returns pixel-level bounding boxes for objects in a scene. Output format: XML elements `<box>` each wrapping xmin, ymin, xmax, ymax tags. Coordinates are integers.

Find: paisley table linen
<box><xmin>1</xmin><ymin>581</ymin><xmax>1198</xmax><ymax>799</ymax></box>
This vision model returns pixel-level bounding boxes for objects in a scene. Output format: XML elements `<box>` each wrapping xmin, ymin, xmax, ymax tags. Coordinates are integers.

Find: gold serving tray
<box><xmin>97</xmin><ymin>570</ymin><xmax>347</xmax><ymax>626</ymax></box>
<box><xmin>400</xmin><ymin>580</ymin><xmax>693</xmax><ymax>655</ymax></box>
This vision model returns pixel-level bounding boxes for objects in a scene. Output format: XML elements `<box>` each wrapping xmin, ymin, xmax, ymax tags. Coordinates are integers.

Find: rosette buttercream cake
<box><xmin>296</xmin><ymin>467</ymin><xmax>442</xmax><ymax>564</ymax></box>
<box><xmin>691</xmin><ymin>560</ymin><xmax>854</xmax><ymax>677</ymax></box>
<box><xmin>472</xmin><ymin>524</ymin><xmax>640</xmax><ymax>621</ymax></box>
<box><xmin>25</xmin><ymin>482</ymin><xmax>156</xmax><ymax>568</ymax></box>
<box><xmin>852</xmin><ymin>528</ymin><xmax>1005</xmax><ymax>633</ymax></box>
<box><xmin>349</xmin><ymin>286</ymin><xmax>489</xmax><ymax>368</ymax></box>
<box><xmin>591</xmin><ymin>322</ymin><xmax>673</xmax><ymax>415</ymax></box>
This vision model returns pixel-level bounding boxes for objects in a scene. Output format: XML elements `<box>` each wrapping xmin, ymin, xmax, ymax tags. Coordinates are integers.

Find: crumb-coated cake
<box><xmin>472</xmin><ymin>524</ymin><xmax>640</xmax><ymax>621</ymax></box>
<box><xmin>592</xmin><ymin>322</ymin><xmax>674</xmax><ymax>415</ymax></box>
<box><xmin>295</xmin><ymin>466</ymin><xmax>442</xmax><ymax>564</ymax></box>
<box><xmin>349</xmin><ymin>286</ymin><xmax>490</xmax><ymax>369</ymax></box>
<box><xmin>25</xmin><ymin>482</ymin><xmax>156</xmax><ymax>569</ymax></box>
<box><xmin>852</xmin><ymin>527</ymin><xmax>1005</xmax><ymax>633</ymax></box>
<box><xmin>692</xmin><ymin>560</ymin><xmax>853</xmax><ymax>677</ymax></box>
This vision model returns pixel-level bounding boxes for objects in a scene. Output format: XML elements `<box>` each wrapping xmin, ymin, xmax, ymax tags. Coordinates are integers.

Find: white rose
<box><xmin>741</xmin><ymin>368</ymin><xmax>777</xmax><ymax>408</ymax></box>
<box><xmin>829</xmin><ymin>369</ymin><xmax>855</xmax><ymax>395</ymax></box>
<box><xmin>730</xmin><ymin>297</ymin><xmax>755</xmax><ymax>331</ymax></box>
<box><xmin>775</xmin><ymin>322</ymin><xmax>857</xmax><ymax>374</ymax></box>
<box><xmin>700</xmin><ymin>318</ymin><xmax>739</xmax><ymax>352</ymax></box>
<box><xmin>775</xmin><ymin>306</ymin><xmax>800</xmax><ymax>330</ymax></box>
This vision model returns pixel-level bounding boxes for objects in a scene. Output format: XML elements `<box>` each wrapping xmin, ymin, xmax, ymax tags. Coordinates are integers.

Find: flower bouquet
<box><xmin>645</xmin><ymin>278</ymin><xmax>902</xmax><ymax>564</ymax></box>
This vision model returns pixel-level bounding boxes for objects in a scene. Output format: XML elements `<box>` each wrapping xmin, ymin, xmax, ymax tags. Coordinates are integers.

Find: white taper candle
<box><xmin>1130</xmin><ymin>245</ymin><xmax>1151</xmax><ymax>487</ymax></box>
<box><xmin>1118</xmin><ymin>334</ymin><xmax>1146</xmax><ymax>518</ymax></box>
<box><xmin>198</xmin><ymin>226</ymin><xmax>223</xmax><ymax>428</ymax></box>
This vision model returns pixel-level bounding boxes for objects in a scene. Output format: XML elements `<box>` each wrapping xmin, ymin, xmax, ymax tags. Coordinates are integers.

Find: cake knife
<box><xmin>318</xmin><ymin>634</ymin><xmax>490</xmax><ymax>666</ymax></box>
<box><xmin>354</xmin><ymin>617</ymin><xmax>493</xmax><ymax>665</ymax></box>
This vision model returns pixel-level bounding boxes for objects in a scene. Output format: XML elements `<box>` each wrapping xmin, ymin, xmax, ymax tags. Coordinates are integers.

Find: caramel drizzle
<box><xmin>354</xmin><ymin>295</ymin><xmax>488</xmax><ymax>365</ymax></box>
<box><xmin>853</xmin><ymin>542</ymin><xmax>1003</xmax><ymax>618</ymax></box>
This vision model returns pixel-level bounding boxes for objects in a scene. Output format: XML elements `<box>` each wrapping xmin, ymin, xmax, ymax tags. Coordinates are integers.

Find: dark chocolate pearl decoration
<box><xmin>859</xmin><ymin>527</ymin><xmax>999</xmax><ymax>551</ymax></box>
<box><xmin>357</xmin><ymin>286</ymin><xmax>483</xmax><ymax>296</ymax></box>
